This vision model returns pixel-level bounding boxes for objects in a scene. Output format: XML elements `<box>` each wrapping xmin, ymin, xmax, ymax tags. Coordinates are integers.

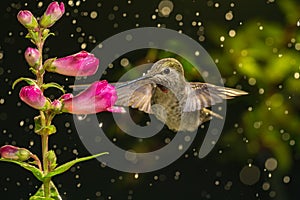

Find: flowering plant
<box><xmin>0</xmin><ymin>2</ymin><xmax>123</xmax><ymax>199</ymax></box>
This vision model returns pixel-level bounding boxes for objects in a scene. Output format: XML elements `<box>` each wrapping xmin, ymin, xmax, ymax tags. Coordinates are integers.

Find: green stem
<box><xmin>41</xmin><ymin>132</ymin><xmax>50</xmax><ymax>197</ymax></box>
<box><xmin>36</xmin><ymin>28</ymin><xmax>45</xmax><ymax>87</ymax></box>
<box><xmin>36</xmin><ymin>27</ymin><xmax>53</xmax><ymax>198</ymax></box>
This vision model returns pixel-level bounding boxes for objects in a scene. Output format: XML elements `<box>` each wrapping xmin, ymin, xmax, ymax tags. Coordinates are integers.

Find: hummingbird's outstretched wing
<box><xmin>115</xmin><ymin>81</ymin><xmax>155</xmax><ymax>114</ymax></box>
<box><xmin>183</xmin><ymin>82</ymin><xmax>248</xmax><ymax>112</ymax></box>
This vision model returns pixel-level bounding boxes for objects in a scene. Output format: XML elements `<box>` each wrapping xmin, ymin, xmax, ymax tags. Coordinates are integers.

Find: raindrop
<box><xmin>125</xmin><ymin>150</ymin><xmax>137</xmax><ymax>162</ymax></box>
<box><xmin>90</xmin><ymin>11</ymin><xmax>98</xmax><ymax>19</ymax></box>
<box><xmin>248</xmin><ymin>77</ymin><xmax>256</xmax><ymax>85</ymax></box>
<box><xmin>297</xmin><ymin>20</ymin><xmax>300</xmax><ymax>27</ymax></box>
<box><xmin>269</xmin><ymin>191</ymin><xmax>276</xmax><ymax>198</ymax></box>
<box><xmin>225</xmin><ymin>11</ymin><xmax>233</xmax><ymax>21</ymax></box>
<box><xmin>76</xmin><ymin>114</ymin><xmax>87</xmax><ymax>120</ymax></box>
<box><xmin>262</xmin><ymin>182</ymin><xmax>270</xmax><ymax>191</ymax></box>
<box><xmin>134</xmin><ymin>173</ymin><xmax>139</xmax><ymax>179</ymax></box>
<box><xmin>283</xmin><ymin>176</ymin><xmax>290</xmax><ymax>183</ymax></box>
<box><xmin>178</xmin><ymin>144</ymin><xmax>183</xmax><ymax>150</ymax></box>
<box><xmin>125</xmin><ymin>34</ymin><xmax>133</xmax><ymax>41</ymax></box>
<box><xmin>259</xmin><ymin>88</ymin><xmax>264</xmax><ymax>94</ymax></box>
<box><xmin>120</xmin><ymin>58</ymin><xmax>130</xmax><ymax>67</ymax></box>
<box><xmin>295</xmin><ymin>43</ymin><xmax>300</xmax><ymax>51</ymax></box>
<box><xmin>228</xmin><ymin>29</ymin><xmax>236</xmax><ymax>37</ymax></box>
<box><xmin>239</xmin><ymin>165</ymin><xmax>261</xmax><ymax>185</ymax></box>
<box><xmin>265</xmin><ymin>158</ymin><xmax>277</xmax><ymax>171</ymax></box>
<box><xmin>175</xmin><ymin>14</ymin><xmax>183</xmax><ymax>21</ymax></box>
<box><xmin>113</xmin><ymin>6</ymin><xmax>119</xmax><ymax>11</ymax></box>
<box><xmin>294</xmin><ymin>72</ymin><xmax>300</xmax><ymax>79</ymax></box>
<box><xmin>158</xmin><ymin>0</ymin><xmax>174</xmax><ymax>17</ymax></box>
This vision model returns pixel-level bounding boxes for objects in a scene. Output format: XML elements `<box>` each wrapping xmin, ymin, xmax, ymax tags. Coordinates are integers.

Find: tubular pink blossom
<box><xmin>62</xmin><ymin>80</ymin><xmax>124</xmax><ymax>114</ymax></box>
<box><xmin>39</xmin><ymin>2</ymin><xmax>65</xmax><ymax>28</ymax></box>
<box><xmin>17</xmin><ymin>10</ymin><xmax>38</xmax><ymax>30</ymax></box>
<box><xmin>0</xmin><ymin>145</ymin><xmax>32</xmax><ymax>161</ymax></box>
<box><xmin>45</xmin><ymin>51</ymin><xmax>99</xmax><ymax>76</ymax></box>
<box><xmin>19</xmin><ymin>85</ymin><xmax>48</xmax><ymax>110</ymax></box>
<box><xmin>24</xmin><ymin>47</ymin><xmax>40</xmax><ymax>67</ymax></box>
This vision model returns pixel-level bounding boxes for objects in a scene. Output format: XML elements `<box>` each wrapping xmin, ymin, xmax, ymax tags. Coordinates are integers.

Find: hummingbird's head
<box><xmin>116</xmin><ymin>58</ymin><xmax>185</xmax><ymax>90</ymax></box>
<box><xmin>145</xmin><ymin>58</ymin><xmax>185</xmax><ymax>87</ymax></box>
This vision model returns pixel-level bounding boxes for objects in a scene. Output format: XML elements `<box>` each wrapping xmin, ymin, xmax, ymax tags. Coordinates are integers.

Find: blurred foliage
<box><xmin>205</xmin><ymin>0</ymin><xmax>300</xmax><ymax>171</ymax></box>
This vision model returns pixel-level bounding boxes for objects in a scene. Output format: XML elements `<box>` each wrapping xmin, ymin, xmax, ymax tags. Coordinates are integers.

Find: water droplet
<box><xmin>248</xmin><ymin>77</ymin><xmax>256</xmax><ymax>85</ymax></box>
<box><xmin>76</xmin><ymin>114</ymin><xmax>87</xmax><ymax>120</ymax></box>
<box><xmin>283</xmin><ymin>176</ymin><xmax>290</xmax><ymax>183</ymax></box>
<box><xmin>134</xmin><ymin>173</ymin><xmax>139</xmax><ymax>179</ymax></box>
<box><xmin>225</xmin><ymin>11</ymin><xmax>233</xmax><ymax>21</ymax></box>
<box><xmin>240</xmin><ymin>165</ymin><xmax>261</xmax><ymax>185</ymax></box>
<box><xmin>175</xmin><ymin>14</ymin><xmax>183</xmax><ymax>21</ymax></box>
<box><xmin>120</xmin><ymin>58</ymin><xmax>129</xmax><ymax>67</ymax></box>
<box><xmin>90</xmin><ymin>11</ymin><xmax>98</xmax><ymax>19</ymax></box>
<box><xmin>228</xmin><ymin>29</ymin><xmax>236</xmax><ymax>37</ymax></box>
<box><xmin>158</xmin><ymin>0</ymin><xmax>174</xmax><ymax>17</ymax></box>
<box><xmin>265</xmin><ymin>158</ymin><xmax>278</xmax><ymax>171</ymax></box>
<box><xmin>262</xmin><ymin>182</ymin><xmax>270</xmax><ymax>191</ymax></box>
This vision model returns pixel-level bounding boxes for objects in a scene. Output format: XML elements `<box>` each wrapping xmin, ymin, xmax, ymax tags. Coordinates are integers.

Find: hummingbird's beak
<box><xmin>116</xmin><ymin>75</ymin><xmax>151</xmax><ymax>89</ymax></box>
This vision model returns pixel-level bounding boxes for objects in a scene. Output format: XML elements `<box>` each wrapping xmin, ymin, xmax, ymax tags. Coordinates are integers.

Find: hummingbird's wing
<box><xmin>183</xmin><ymin>82</ymin><xmax>248</xmax><ymax>112</ymax></box>
<box><xmin>115</xmin><ymin>81</ymin><xmax>155</xmax><ymax>114</ymax></box>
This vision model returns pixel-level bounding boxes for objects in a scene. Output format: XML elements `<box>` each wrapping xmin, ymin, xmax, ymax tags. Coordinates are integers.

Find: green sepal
<box><xmin>29</xmin><ymin>67</ymin><xmax>38</xmax><ymax>75</ymax></box>
<box><xmin>30</xmin><ymin>181</ymin><xmax>61</xmax><ymax>200</ymax></box>
<box><xmin>42</xmin><ymin>82</ymin><xmax>65</xmax><ymax>93</ymax></box>
<box><xmin>46</xmin><ymin>150</ymin><xmax>57</xmax><ymax>171</ymax></box>
<box><xmin>45</xmin><ymin>152</ymin><xmax>109</xmax><ymax>178</ymax></box>
<box><xmin>34</xmin><ymin>116</ymin><xmax>57</xmax><ymax>135</ymax></box>
<box><xmin>42</xmin><ymin>29</ymin><xmax>55</xmax><ymax>41</ymax></box>
<box><xmin>0</xmin><ymin>158</ymin><xmax>44</xmax><ymax>181</ymax></box>
<box><xmin>26</xmin><ymin>29</ymin><xmax>40</xmax><ymax>45</ymax></box>
<box><xmin>12</xmin><ymin>77</ymin><xmax>36</xmax><ymax>89</ymax></box>
<box><xmin>43</xmin><ymin>58</ymin><xmax>56</xmax><ymax>71</ymax></box>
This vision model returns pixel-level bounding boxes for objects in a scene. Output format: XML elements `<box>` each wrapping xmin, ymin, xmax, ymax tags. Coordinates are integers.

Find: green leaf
<box><xmin>34</xmin><ymin>116</ymin><xmax>57</xmax><ymax>135</ymax></box>
<box><xmin>42</xmin><ymin>82</ymin><xmax>65</xmax><ymax>93</ymax></box>
<box><xmin>35</xmin><ymin>125</ymin><xmax>57</xmax><ymax>135</ymax></box>
<box><xmin>0</xmin><ymin>158</ymin><xmax>44</xmax><ymax>181</ymax></box>
<box><xmin>12</xmin><ymin>77</ymin><xmax>37</xmax><ymax>89</ymax></box>
<box><xmin>30</xmin><ymin>181</ymin><xmax>62</xmax><ymax>200</ymax></box>
<box><xmin>45</xmin><ymin>152</ymin><xmax>109</xmax><ymax>178</ymax></box>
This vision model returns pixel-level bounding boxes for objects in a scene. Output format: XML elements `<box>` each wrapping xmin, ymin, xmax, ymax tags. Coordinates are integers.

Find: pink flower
<box><xmin>0</xmin><ymin>145</ymin><xmax>32</xmax><ymax>161</ymax></box>
<box><xmin>24</xmin><ymin>47</ymin><xmax>40</xmax><ymax>67</ymax></box>
<box><xmin>50</xmin><ymin>99</ymin><xmax>62</xmax><ymax>112</ymax></box>
<box><xmin>39</xmin><ymin>2</ymin><xmax>65</xmax><ymax>28</ymax></box>
<box><xmin>17</xmin><ymin>10</ymin><xmax>38</xmax><ymax>30</ymax></box>
<box><xmin>44</xmin><ymin>51</ymin><xmax>99</xmax><ymax>76</ymax></box>
<box><xmin>19</xmin><ymin>85</ymin><xmax>48</xmax><ymax>110</ymax></box>
<box><xmin>62</xmin><ymin>80</ymin><xmax>125</xmax><ymax>114</ymax></box>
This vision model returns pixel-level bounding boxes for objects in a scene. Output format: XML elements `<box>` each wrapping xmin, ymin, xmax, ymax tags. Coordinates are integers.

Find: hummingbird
<box><xmin>73</xmin><ymin>58</ymin><xmax>248</xmax><ymax>132</ymax></box>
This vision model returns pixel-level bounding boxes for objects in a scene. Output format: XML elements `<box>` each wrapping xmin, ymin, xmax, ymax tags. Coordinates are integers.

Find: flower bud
<box><xmin>17</xmin><ymin>10</ymin><xmax>38</xmax><ymax>30</ymax></box>
<box><xmin>62</xmin><ymin>80</ymin><xmax>125</xmax><ymax>114</ymax></box>
<box><xmin>24</xmin><ymin>47</ymin><xmax>40</xmax><ymax>67</ymax></box>
<box><xmin>0</xmin><ymin>145</ymin><xmax>32</xmax><ymax>161</ymax></box>
<box><xmin>19</xmin><ymin>85</ymin><xmax>48</xmax><ymax>110</ymax></box>
<box><xmin>50</xmin><ymin>99</ymin><xmax>62</xmax><ymax>112</ymax></box>
<box><xmin>39</xmin><ymin>2</ymin><xmax>65</xmax><ymax>28</ymax></box>
<box><xmin>44</xmin><ymin>51</ymin><xmax>99</xmax><ymax>76</ymax></box>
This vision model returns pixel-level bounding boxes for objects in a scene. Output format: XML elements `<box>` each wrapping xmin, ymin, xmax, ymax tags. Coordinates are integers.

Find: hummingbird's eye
<box><xmin>163</xmin><ymin>68</ymin><xmax>170</xmax><ymax>74</ymax></box>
